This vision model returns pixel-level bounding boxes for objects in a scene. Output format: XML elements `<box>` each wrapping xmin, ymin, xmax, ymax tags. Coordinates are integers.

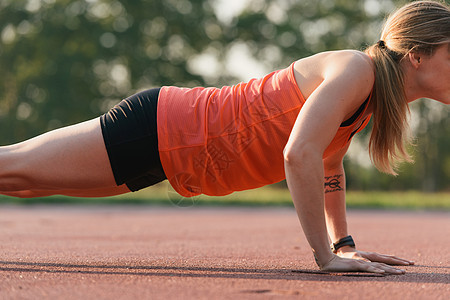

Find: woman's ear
<box><xmin>407</xmin><ymin>51</ymin><xmax>422</xmax><ymax>69</ymax></box>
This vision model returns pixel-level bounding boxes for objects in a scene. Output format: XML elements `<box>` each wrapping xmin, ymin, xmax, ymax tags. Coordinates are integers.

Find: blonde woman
<box><xmin>0</xmin><ymin>1</ymin><xmax>448</xmax><ymax>274</ymax></box>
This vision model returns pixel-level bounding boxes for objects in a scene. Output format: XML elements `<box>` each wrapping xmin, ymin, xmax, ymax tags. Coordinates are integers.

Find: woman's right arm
<box><xmin>285</xmin><ymin>143</ymin><xmax>394</xmax><ymax>273</ymax></box>
<box><xmin>284</xmin><ymin>51</ymin><xmax>404</xmax><ymax>274</ymax></box>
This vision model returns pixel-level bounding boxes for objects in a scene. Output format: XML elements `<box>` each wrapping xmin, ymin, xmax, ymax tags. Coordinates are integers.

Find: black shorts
<box><xmin>100</xmin><ymin>88</ymin><xmax>167</xmax><ymax>191</ymax></box>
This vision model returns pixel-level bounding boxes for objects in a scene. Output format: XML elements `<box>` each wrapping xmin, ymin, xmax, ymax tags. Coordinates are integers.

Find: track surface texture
<box><xmin>0</xmin><ymin>206</ymin><xmax>448</xmax><ymax>299</ymax></box>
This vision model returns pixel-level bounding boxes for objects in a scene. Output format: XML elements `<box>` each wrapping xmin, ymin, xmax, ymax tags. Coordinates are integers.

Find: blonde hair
<box><xmin>365</xmin><ymin>0</ymin><xmax>450</xmax><ymax>175</ymax></box>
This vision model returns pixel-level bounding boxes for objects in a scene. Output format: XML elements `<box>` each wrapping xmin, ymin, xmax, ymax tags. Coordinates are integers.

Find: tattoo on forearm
<box><xmin>324</xmin><ymin>174</ymin><xmax>344</xmax><ymax>193</ymax></box>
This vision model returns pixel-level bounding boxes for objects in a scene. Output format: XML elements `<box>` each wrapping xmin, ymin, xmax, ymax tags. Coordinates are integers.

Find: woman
<box><xmin>0</xmin><ymin>1</ymin><xmax>448</xmax><ymax>274</ymax></box>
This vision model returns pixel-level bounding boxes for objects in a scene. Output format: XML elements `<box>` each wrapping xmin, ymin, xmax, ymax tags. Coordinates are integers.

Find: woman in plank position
<box><xmin>0</xmin><ymin>1</ymin><xmax>448</xmax><ymax>274</ymax></box>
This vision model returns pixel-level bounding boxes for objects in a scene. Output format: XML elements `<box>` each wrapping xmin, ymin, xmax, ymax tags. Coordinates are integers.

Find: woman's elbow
<box><xmin>283</xmin><ymin>147</ymin><xmax>297</xmax><ymax>164</ymax></box>
<box><xmin>283</xmin><ymin>144</ymin><xmax>323</xmax><ymax>165</ymax></box>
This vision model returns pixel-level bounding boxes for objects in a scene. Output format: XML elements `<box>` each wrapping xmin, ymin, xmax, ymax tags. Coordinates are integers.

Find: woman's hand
<box><xmin>336</xmin><ymin>246</ymin><xmax>414</xmax><ymax>266</ymax></box>
<box><xmin>320</xmin><ymin>253</ymin><xmax>407</xmax><ymax>274</ymax></box>
<box><xmin>320</xmin><ymin>245</ymin><xmax>414</xmax><ymax>274</ymax></box>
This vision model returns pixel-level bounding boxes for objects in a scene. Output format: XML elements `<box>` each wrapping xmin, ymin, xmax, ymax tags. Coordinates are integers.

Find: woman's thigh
<box><xmin>0</xmin><ymin>185</ymin><xmax>131</xmax><ymax>198</ymax></box>
<box><xmin>2</xmin><ymin>117</ymin><xmax>117</xmax><ymax>191</ymax></box>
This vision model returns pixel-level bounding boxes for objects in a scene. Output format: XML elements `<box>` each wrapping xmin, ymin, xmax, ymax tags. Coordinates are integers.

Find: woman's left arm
<box><xmin>323</xmin><ymin>144</ymin><xmax>351</xmax><ymax>246</ymax></box>
<box><xmin>323</xmin><ymin>145</ymin><xmax>415</xmax><ymax>266</ymax></box>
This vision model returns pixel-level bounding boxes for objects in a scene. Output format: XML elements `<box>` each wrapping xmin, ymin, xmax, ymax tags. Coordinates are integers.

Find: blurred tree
<box><xmin>344</xmin><ymin>100</ymin><xmax>449</xmax><ymax>192</ymax></box>
<box><xmin>0</xmin><ymin>0</ymin><xmax>216</xmax><ymax>142</ymax></box>
<box><xmin>0</xmin><ymin>0</ymin><xmax>448</xmax><ymax>191</ymax></box>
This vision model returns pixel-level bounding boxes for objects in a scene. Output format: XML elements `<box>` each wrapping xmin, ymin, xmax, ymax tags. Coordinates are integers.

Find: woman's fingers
<box><xmin>356</xmin><ymin>260</ymin><xmax>405</xmax><ymax>274</ymax></box>
<box><xmin>321</xmin><ymin>255</ymin><xmax>406</xmax><ymax>274</ymax></box>
<box><xmin>360</xmin><ymin>251</ymin><xmax>414</xmax><ymax>265</ymax></box>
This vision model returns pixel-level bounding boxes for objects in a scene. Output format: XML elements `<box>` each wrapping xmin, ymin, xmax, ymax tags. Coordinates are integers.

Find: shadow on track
<box><xmin>0</xmin><ymin>260</ymin><xmax>447</xmax><ymax>283</ymax></box>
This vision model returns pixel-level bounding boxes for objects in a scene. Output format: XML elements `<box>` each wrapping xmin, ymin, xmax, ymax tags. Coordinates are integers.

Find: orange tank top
<box><xmin>157</xmin><ymin>63</ymin><xmax>372</xmax><ymax>197</ymax></box>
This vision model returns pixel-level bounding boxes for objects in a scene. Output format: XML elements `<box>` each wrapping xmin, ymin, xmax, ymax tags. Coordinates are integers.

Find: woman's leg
<box><xmin>0</xmin><ymin>117</ymin><xmax>129</xmax><ymax>197</ymax></box>
<box><xmin>0</xmin><ymin>186</ymin><xmax>131</xmax><ymax>198</ymax></box>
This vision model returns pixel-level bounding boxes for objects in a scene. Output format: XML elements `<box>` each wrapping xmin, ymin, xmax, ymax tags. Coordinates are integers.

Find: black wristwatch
<box><xmin>331</xmin><ymin>235</ymin><xmax>355</xmax><ymax>253</ymax></box>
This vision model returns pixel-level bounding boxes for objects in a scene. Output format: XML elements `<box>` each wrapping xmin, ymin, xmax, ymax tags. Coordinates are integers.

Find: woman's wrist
<box><xmin>335</xmin><ymin>245</ymin><xmax>356</xmax><ymax>255</ymax></box>
<box><xmin>313</xmin><ymin>249</ymin><xmax>336</xmax><ymax>268</ymax></box>
<box><xmin>331</xmin><ymin>235</ymin><xmax>355</xmax><ymax>253</ymax></box>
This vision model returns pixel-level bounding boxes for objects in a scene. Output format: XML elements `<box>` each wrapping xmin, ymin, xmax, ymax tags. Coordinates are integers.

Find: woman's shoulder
<box><xmin>327</xmin><ymin>50</ymin><xmax>375</xmax><ymax>88</ymax></box>
<box><xmin>293</xmin><ymin>50</ymin><xmax>375</xmax><ymax>100</ymax></box>
<box><xmin>297</xmin><ymin>50</ymin><xmax>374</xmax><ymax>77</ymax></box>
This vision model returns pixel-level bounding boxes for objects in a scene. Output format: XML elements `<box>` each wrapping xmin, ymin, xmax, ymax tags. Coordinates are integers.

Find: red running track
<box><xmin>0</xmin><ymin>206</ymin><xmax>448</xmax><ymax>299</ymax></box>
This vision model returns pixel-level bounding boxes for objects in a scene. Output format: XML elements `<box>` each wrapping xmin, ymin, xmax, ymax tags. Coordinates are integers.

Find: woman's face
<box><xmin>415</xmin><ymin>42</ymin><xmax>450</xmax><ymax>105</ymax></box>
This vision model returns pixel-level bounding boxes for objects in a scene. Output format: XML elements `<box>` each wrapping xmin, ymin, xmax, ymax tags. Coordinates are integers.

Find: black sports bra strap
<box><xmin>340</xmin><ymin>96</ymin><xmax>370</xmax><ymax>127</ymax></box>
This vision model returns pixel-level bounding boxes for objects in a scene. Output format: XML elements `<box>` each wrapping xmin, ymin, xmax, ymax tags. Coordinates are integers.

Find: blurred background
<box><xmin>0</xmin><ymin>0</ymin><xmax>448</xmax><ymax>194</ymax></box>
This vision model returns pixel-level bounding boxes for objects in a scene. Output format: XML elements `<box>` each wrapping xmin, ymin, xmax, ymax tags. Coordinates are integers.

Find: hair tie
<box><xmin>377</xmin><ymin>40</ymin><xmax>386</xmax><ymax>49</ymax></box>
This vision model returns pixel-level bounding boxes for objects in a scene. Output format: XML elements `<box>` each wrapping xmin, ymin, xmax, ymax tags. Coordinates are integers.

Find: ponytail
<box><xmin>365</xmin><ymin>43</ymin><xmax>412</xmax><ymax>175</ymax></box>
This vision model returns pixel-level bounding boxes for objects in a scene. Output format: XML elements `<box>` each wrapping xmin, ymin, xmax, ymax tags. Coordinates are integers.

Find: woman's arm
<box><xmin>323</xmin><ymin>144</ymin><xmax>351</xmax><ymax>245</ymax></box>
<box><xmin>285</xmin><ymin>143</ymin><xmax>333</xmax><ymax>267</ymax></box>
<box><xmin>323</xmin><ymin>143</ymin><xmax>414</xmax><ymax>266</ymax></box>
<box><xmin>284</xmin><ymin>51</ymin><xmax>405</xmax><ymax>274</ymax></box>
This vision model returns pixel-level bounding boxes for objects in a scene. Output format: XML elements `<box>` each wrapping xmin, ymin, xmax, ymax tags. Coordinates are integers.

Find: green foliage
<box><xmin>0</xmin><ymin>0</ymin><xmax>213</xmax><ymax>143</ymax></box>
<box><xmin>0</xmin><ymin>183</ymin><xmax>448</xmax><ymax>210</ymax></box>
<box><xmin>345</xmin><ymin>99</ymin><xmax>449</xmax><ymax>192</ymax></box>
<box><xmin>0</xmin><ymin>0</ymin><xmax>448</xmax><ymax>191</ymax></box>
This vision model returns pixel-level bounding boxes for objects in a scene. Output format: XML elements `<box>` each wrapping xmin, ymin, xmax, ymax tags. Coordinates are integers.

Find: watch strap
<box><xmin>331</xmin><ymin>235</ymin><xmax>355</xmax><ymax>253</ymax></box>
